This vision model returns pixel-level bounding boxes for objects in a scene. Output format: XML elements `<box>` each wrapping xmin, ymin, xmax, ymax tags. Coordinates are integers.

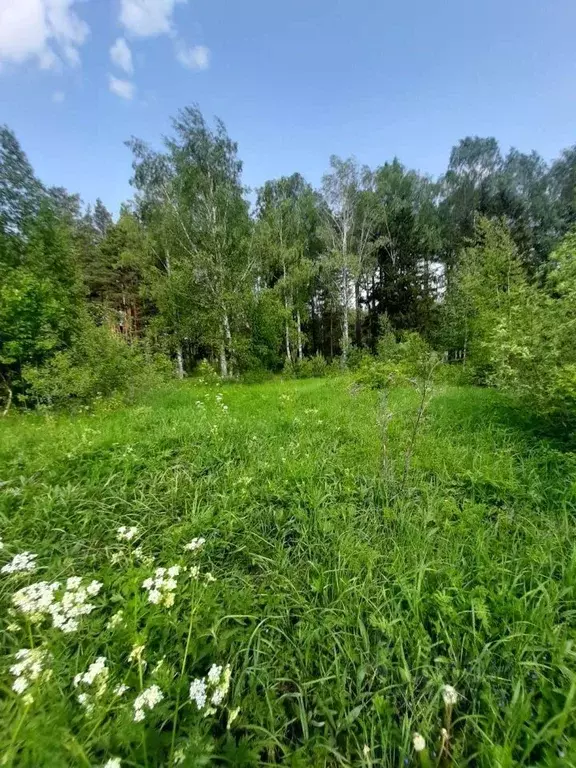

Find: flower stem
<box><xmin>169</xmin><ymin>602</ymin><xmax>196</xmax><ymax>766</ymax></box>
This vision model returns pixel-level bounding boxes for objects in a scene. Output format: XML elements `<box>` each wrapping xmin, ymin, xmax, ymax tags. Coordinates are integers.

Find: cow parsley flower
<box><xmin>413</xmin><ymin>733</ymin><xmax>426</xmax><ymax>752</ymax></box>
<box><xmin>114</xmin><ymin>684</ymin><xmax>129</xmax><ymax>697</ymax></box>
<box><xmin>103</xmin><ymin>759</ymin><xmax>121</xmax><ymax>768</ymax></box>
<box><xmin>10</xmin><ymin>647</ymin><xmax>51</xmax><ymax>696</ymax></box>
<box><xmin>12</xmin><ymin>581</ymin><xmax>60</xmax><ymax>622</ymax></box>
<box><xmin>189</xmin><ymin>664</ymin><xmax>231</xmax><ymax>711</ymax></box>
<box><xmin>0</xmin><ymin>537</ymin><xmax>4</xmax><ymax>550</ymax></box>
<box><xmin>74</xmin><ymin>656</ymin><xmax>109</xmax><ymax>700</ymax></box>
<box><xmin>13</xmin><ymin>577</ymin><xmax>101</xmax><ymax>633</ymax></box>
<box><xmin>117</xmin><ymin>526</ymin><xmax>139</xmax><ymax>541</ymax></box>
<box><xmin>184</xmin><ymin>537</ymin><xmax>205</xmax><ymax>553</ymax></box>
<box><xmin>133</xmin><ymin>684</ymin><xmax>163</xmax><ymax>721</ymax></box>
<box><xmin>442</xmin><ymin>684</ymin><xmax>459</xmax><ymax>706</ymax></box>
<box><xmin>107</xmin><ymin>610</ymin><xmax>124</xmax><ymax>630</ymax></box>
<box><xmin>189</xmin><ymin>678</ymin><xmax>207</xmax><ymax>709</ymax></box>
<box><xmin>142</xmin><ymin>566</ymin><xmax>180</xmax><ymax>607</ymax></box>
<box><xmin>128</xmin><ymin>645</ymin><xmax>146</xmax><ymax>663</ymax></box>
<box><xmin>2</xmin><ymin>552</ymin><xmax>37</xmax><ymax>574</ymax></box>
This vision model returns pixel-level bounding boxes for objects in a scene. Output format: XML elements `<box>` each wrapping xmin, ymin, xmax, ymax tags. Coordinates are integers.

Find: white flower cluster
<box><xmin>184</xmin><ymin>537</ymin><xmax>205</xmax><ymax>553</ymax></box>
<box><xmin>413</xmin><ymin>733</ymin><xmax>426</xmax><ymax>752</ymax></box>
<box><xmin>107</xmin><ymin>610</ymin><xmax>124</xmax><ymax>630</ymax></box>
<box><xmin>133</xmin><ymin>684</ymin><xmax>164</xmax><ymax>722</ymax></box>
<box><xmin>2</xmin><ymin>551</ymin><xmax>37</xmax><ymax>574</ymax></box>
<box><xmin>103</xmin><ymin>759</ymin><xmax>121</xmax><ymax>768</ymax></box>
<box><xmin>12</xmin><ymin>577</ymin><xmax>102</xmax><ymax>633</ymax></box>
<box><xmin>142</xmin><ymin>566</ymin><xmax>180</xmax><ymax>607</ymax></box>
<box><xmin>117</xmin><ymin>526</ymin><xmax>139</xmax><ymax>541</ymax></box>
<box><xmin>74</xmin><ymin>656</ymin><xmax>109</xmax><ymax>711</ymax></box>
<box><xmin>189</xmin><ymin>664</ymin><xmax>231</xmax><ymax>714</ymax></box>
<box><xmin>442</xmin><ymin>684</ymin><xmax>459</xmax><ymax>706</ymax></box>
<box><xmin>10</xmin><ymin>647</ymin><xmax>52</xmax><ymax>699</ymax></box>
<box><xmin>0</xmin><ymin>537</ymin><xmax>4</xmax><ymax>550</ymax></box>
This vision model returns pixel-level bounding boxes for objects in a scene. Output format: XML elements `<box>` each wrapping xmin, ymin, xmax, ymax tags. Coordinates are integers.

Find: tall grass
<box><xmin>1</xmin><ymin>379</ymin><xmax>575</xmax><ymax>766</ymax></box>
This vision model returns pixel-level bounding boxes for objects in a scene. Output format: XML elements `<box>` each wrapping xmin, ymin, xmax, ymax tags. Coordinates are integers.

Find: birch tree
<box><xmin>321</xmin><ymin>156</ymin><xmax>378</xmax><ymax>361</ymax></box>
<box><xmin>128</xmin><ymin>106</ymin><xmax>252</xmax><ymax>377</ymax></box>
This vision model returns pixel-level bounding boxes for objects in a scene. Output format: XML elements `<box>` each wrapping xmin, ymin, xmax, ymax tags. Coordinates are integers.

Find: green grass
<box><xmin>1</xmin><ymin>377</ymin><xmax>576</xmax><ymax>767</ymax></box>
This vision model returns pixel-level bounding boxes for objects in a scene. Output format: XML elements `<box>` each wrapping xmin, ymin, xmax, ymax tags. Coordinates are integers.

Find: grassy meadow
<box><xmin>1</xmin><ymin>377</ymin><xmax>576</xmax><ymax>767</ymax></box>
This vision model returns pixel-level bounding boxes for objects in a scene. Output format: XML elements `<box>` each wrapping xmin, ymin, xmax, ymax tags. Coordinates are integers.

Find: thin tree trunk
<box><xmin>2</xmin><ymin>382</ymin><xmax>12</xmax><ymax>417</ymax></box>
<box><xmin>296</xmin><ymin>310</ymin><xmax>303</xmax><ymax>360</ymax></box>
<box><xmin>310</xmin><ymin>297</ymin><xmax>317</xmax><ymax>356</ymax></box>
<box><xmin>219</xmin><ymin>342</ymin><xmax>228</xmax><ymax>378</ymax></box>
<box><xmin>354</xmin><ymin>280</ymin><xmax>362</xmax><ymax>347</ymax></box>
<box><xmin>341</xmin><ymin>265</ymin><xmax>350</xmax><ymax>366</ymax></box>
<box><xmin>176</xmin><ymin>346</ymin><xmax>185</xmax><ymax>379</ymax></box>
<box><xmin>285</xmin><ymin>316</ymin><xmax>291</xmax><ymax>362</ymax></box>
<box><xmin>222</xmin><ymin>312</ymin><xmax>232</xmax><ymax>377</ymax></box>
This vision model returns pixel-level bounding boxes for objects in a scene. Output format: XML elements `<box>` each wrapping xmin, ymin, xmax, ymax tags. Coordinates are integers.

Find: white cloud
<box><xmin>110</xmin><ymin>37</ymin><xmax>133</xmax><ymax>74</ymax></box>
<box><xmin>52</xmin><ymin>90</ymin><xmax>65</xmax><ymax>102</ymax></box>
<box><xmin>109</xmin><ymin>74</ymin><xmax>135</xmax><ymax>100</ymax></box>
<box><xmin>120</xmin><ymin>0</ymin><xmax>186</xmax><ymax>39</ymax></box>
<box><xmin>0</xmin><ymin>0</ymin><xmax>89</xmax><ymax>71</ymax></box>
<box><xmin>176</xmin><ymin>43</ymin><xmax>210</xmax><ymax>71</ymax></box>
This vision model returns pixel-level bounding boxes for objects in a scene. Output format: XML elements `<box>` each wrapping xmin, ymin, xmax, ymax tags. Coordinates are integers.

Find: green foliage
<box><xmin>22</xmin><ymin>321</ymin><xmax>171</xmax><ymax>408</ymax></box>
<box><xmin>482</xmin><ymin>228</ymin><xmax>576</xmax><ymax>416</ymax></box>
<box><xmin>356</xmin><ymin>332</ymin><xmax>441</xmax><ymax>390</ymax></box>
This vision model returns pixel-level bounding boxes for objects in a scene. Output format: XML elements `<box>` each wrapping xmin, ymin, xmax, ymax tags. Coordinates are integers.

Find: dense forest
<box><xmin>2</xmin><ymin>106</ymin><xmax>576</xmax><ymax>412</ymax></box>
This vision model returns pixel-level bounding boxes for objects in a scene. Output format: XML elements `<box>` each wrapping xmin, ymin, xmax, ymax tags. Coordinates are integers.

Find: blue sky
<box><xmin>1</xmin><ymin>0</ymin><xmax>575</xmax><ymax>215</ymax></box>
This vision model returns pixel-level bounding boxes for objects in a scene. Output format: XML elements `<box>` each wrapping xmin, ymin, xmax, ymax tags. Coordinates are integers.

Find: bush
<box><xmin>22</xmin><ymin>321</ymin><xmax>172</xmax><ymax>408</ymax></box>
<box><xmin>194</xmin><ymin>359</ymin><xmax>222</xmax><ymax>385</ymax></box>
<box><xmin>355</xmin><ymin>332</ymin><xmax>442</xmax><ymax>390</ymax></box>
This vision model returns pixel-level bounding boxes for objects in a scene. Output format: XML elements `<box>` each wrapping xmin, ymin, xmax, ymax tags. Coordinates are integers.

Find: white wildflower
<box><xmin>74</xmin><ymin>656</ymin><xmax>109</xmax><ymax>698</ymax></box>
<box><xmin>362</xmin><ymin>744</ymin><xmax>370</xmax><ymax>758</ymax></box>
<box><xmin>66</xmin><ymin>576</ymin><xmax>82</xmax><ymax>590</ymax></box>
<box><xmin>189</xmin><ymin>678</ymin><xmax>207</xmax><ymax>709</ymax></box>
<box><xmin>133</xmin><ymin>684</ymin><xmax>163</xmax><ymax>721</ymax></box>
<box><xmin>86</xmin><ymin>580</ymin><xmax>103</xmax><ymax>596</ymax></box>
<box><xmin>107</xmin><ymin>610</ymin><xmax>124</xmax><ymax>630</ymax></box>
<box><xmin>413</xmin><ymin>733</ymin><xmax>426</xmax><ymax>752</ymax></box>
<box><xmin>10</xmin><ymin>648</ymin><xmax>51</xmax><ymax>696</ymax></box>
<box><xmin>111</xmin><ymin>553</ymin><xmax>123</xmax><ymax>565</ymax></box>
<box><xmin>2</xmin><ymin>552</ymin><xmax>37</xmax><ymax>574</ymax></box>
<box><xmin>77</xmin><ymin>692</ymin><xmax>93</xmax><ymax>712</ymax></box>
<box><xmin>184</xmin><ymin>537</ymin><xmax>205</xmax><ymax>553</ymax></box>
<box><xmin>117</xmin><ymin>526</ymin><xmax>139</xmax><ymax>541</ymax></box>
<box><xmin>12</xmin><ymin>581</ymin><xmax>60</xmax><ymax>622</ymax></box>
<box><xmin>0</xmin><ymin>537</ymin><xmax>3</xmax><ymax>550</ymax></box>
<box><xmin>204</xmin><ymin>572</ymin><xmax>216</xmax><ymax>583</ymax></box>
<box><xmin>207</xmin><ymin>664</ymin><xmax>222</xmax><ymax>684</ymax></box>
<box><xmin>442</xmin><ymin>684</ymin><xmax>459</xmax><ymax>706</ymax></box>
<box><xmin>114</xmin><ymin>684</ymin><xmax>129</xmax><ymax>697</ymax></box>
<box><xmin>210</xmin><ymin>664</ymin><xmax>231</xmax><ymax>706</ymax></box>
<box><xmin>142</xmin><ymin>566</ymin><xmax>180</xmax><ymax>607</ymax></box>
<box><xmin>103</xmin><ymin>759</ymin><xmax>121</xmax><ymax>768</ymax></box>
<box><xmin>133</xmin><ymin>546</ymin><xmax>144</xmax><ymax>560</ymax></box>
<box><xmin>128</xmin><ymin>645</ymin><xmax>146</xmax><ymax>663</ymax></box>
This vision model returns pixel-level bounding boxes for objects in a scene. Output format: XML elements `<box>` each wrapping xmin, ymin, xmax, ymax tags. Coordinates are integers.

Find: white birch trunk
<box><xmin>296</xmin><ymin>310</ymin><xmax>303</xmax><ymax>360</ymax></box>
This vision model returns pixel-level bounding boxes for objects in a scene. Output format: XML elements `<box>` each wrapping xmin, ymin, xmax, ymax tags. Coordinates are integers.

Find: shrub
<box><xmin>22</xmin><ymin>322</ymin><xmax>171</xmax><ymax>408</ymax></box>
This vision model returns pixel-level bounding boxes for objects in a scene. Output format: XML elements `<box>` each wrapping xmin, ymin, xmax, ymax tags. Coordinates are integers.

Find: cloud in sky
<box><xmin>120</xmin><ymin>0</ymin><xmax>187</xmax><ymax>38</ymax></box>
<box><xmin>110</xmin><ymin>37</ymin><xmax>133</xmax><ymax>74</ymax></box>
<box><xmin>0</xmin><ymin>0</ymin><xmax>89</xmax><ymax>71</ymax></box>
<box><xmin>109</xmin><ymin>74</ymin><xmax>135</xmax><ymax>100</ymax></box>
<box><xmin>175</xmin><ymin>42</ymin><xmax>210</xmax><ymax>71</ymax></box>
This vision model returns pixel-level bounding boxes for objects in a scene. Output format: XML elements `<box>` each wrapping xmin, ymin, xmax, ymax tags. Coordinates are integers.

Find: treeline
<box><xmin>1</xmin><ymin>106</ymin><xmax>576</xmax><ymax>409</ymax></box>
